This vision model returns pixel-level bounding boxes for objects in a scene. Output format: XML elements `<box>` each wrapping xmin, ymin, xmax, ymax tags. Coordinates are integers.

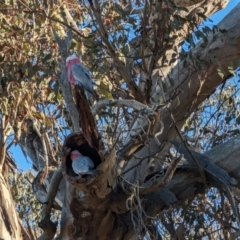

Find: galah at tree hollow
<box><xmin>71</xmin><ymin>150</ymin><xmax>97</xmax><ymax>178</ymax></box>
<box><xmin>66</xmin><ymin>56</ymin><xmax>99</xmax><ymax>101</ymax></box>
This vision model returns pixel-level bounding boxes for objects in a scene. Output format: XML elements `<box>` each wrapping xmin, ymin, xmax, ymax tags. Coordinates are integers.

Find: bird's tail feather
<box><xmin>92</xmin><ymin>90</ymin><xmax>99</xmax><ymax>101</ymax></box>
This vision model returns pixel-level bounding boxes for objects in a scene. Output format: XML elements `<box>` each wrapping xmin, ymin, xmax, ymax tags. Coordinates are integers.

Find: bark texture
<box><xmin>57</xmin><ymin>1</ymin><xmax>240</xmax><ymax>239</ymax></box>
<box><xmin>2</xmin><ymin>1</ymin><xmax>240</xmax><ymax>239</ymax></box>
<box><xmin>0</xmin><ymin>154</ymin><xmax>31</xmax><ymax>240</ymax></box>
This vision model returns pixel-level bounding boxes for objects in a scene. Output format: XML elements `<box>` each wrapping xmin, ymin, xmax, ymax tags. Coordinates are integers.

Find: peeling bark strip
<box><xmin>75</xmin><ymin>89</ymin><xmax>100</xmax><ymax>151</ymax></box>
<box><xmin>0</xmin><ymin>173</ymin><xmax>30</xmax><ymax>240</ymax></box>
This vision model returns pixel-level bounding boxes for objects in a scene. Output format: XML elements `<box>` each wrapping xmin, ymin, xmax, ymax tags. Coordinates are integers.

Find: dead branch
<box><xmin>75</xmin><ymin>88</ymin><xmax>100</xmax><ymax>150</ymax></box>
<box><xmin>38</xmin><ymin>166</ymin><xmax>63</xmax><ymax>240</ymax></box>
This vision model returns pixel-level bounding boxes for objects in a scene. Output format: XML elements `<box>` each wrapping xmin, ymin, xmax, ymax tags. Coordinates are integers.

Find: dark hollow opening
<box><xmin>63</xmin><ymin>133</ymin><xmax>102</xmax><ymax>178</ymax></box>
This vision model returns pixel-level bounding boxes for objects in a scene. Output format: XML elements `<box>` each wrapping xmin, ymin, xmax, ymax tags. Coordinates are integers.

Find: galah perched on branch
<box><xmin>66</xmin><ymin>56</ymin><xmax>99</xmax><ymax>102</ymax></box>
<box><xmin>70</xmin><ymin>150</ymin><xmax>97</xmax><ymax>178</ymax></box>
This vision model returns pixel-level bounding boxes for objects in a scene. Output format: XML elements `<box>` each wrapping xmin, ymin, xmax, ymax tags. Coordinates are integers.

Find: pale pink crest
<box><xmin>71</xmin><ymin>150</ymin><xmax>82</xmax><ymax>161</ymax></box>
<box><xmin>66</xmin><ymin>56</ymin><xmax>81</xmax><ymax>86</ymax></box>
<box><xmin>66</xmin><ymin>56</ymin><xmax>80</xmax><ymax>67</ymax></box>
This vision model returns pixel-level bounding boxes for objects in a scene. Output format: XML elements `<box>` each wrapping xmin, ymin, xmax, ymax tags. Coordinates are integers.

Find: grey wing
<box><xmin>72</xmin><ymin>63</ymin><xmax>99</xmax><ymax>101</ymax></box>
<box><xmin>78</xmin><ymin>62</ymin><xmax>92</xmax><ymax>78</ymax></box>
<box><xmin>72</xmin><ymin>156</ymin><xmax>95</xmax><ymax>174</ymax></box>
<box><xmin>72</xmin><ymin>158</ymin><xmax>88</xmax><ymax>174</ymax></box>
<box><xmin>71</xmin><ymin>63</ymin><xmax>94</xmax><ymax>92</ymax></box>
<box><xmin>82</xmin><ymin>156</ymin><xmax>95</xmax><ymax>169</ymax></box>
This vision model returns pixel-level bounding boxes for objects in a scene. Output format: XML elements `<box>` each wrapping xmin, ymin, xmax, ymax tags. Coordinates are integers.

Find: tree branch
<box><xmin>123</xmin><ymin>3</ymin><xmax>240</xmax><ymax>184</ymax></box>
<box><xmin>92</xmin><ymin>99</ymin><xmax>153</xmax><ymax>115</ymax></box>
<box><xmin>52</xmin><ymin>28</ymin><xmax>80</xmax><ymax>132</ymax></box>
<box><xmin>121</xmin><ymin>135</ymin><xmax>240</xmax><ymax>238</ymax></box>
<box><xmin>39</xmin><ymin>166</ymin><xmax>63</xmax><ymax>240</ymax></box>
<box><xmin>87</xmin><ymin>0</ymin><xmax>145</xmax><ymax>103</ymax></box>
<box><xmin>140</xmin><ymin>155</ymin><xmax>181</xmax><ymax>194</ymax></box>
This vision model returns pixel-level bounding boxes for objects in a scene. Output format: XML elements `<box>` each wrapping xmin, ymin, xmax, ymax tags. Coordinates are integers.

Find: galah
<box><xmin>66</xmin><ymin>56</ymin><xmax>99</xmax><ymax>101</ymax></box>
<box><xmin>70</xmin><ymin>150</ymin><xmax>96</xmax><ymax>178</ymax></box>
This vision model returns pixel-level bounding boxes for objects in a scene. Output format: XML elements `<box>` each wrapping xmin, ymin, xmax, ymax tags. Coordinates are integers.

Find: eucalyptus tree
<box><xmin>0</xmin><ymin>0</ymin><xmax>240</xmax><ymax>239</ymax></box>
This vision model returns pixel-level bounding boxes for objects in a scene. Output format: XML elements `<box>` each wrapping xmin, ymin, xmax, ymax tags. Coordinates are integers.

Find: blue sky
<box><xmin>10</xmin><ymin>0</ymin><xmax>240</xmax><ymax>171</ymax></box>
<box><xmin>208</xmin><ymin>0</ymin><xmax>240</xmax><ymax>23</ymax></box>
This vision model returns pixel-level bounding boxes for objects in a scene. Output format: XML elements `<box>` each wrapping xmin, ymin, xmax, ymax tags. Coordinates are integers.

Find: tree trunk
<box><xmin>60</xmin><ymin>134</ymin><xmax>240</xmax><ymax>239</ymax></box>
<box><xmin>56</xmin><ymin>2</ymin><xmax>240</xmax><ymax>239</ymax></box>
<box><xmin>0</xmin><ymin>172</ymin><xmax>31</xmax><ymax>240</ymax></box>
<box><xmin>2</xmin><ymin>1</ymin><xmax>239</xmax><ymax>239</ymax></box>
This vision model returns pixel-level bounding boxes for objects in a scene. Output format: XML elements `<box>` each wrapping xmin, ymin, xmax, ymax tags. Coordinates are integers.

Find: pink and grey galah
<box><xmin>66</xmin><ymin>56</ymin><xmax>99</xmax><ymax>101</ymax></box>
<box><xmin>70</xmin><ymin>150</ymin><xmax>96</xmax><ymax>178</ymax></box>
